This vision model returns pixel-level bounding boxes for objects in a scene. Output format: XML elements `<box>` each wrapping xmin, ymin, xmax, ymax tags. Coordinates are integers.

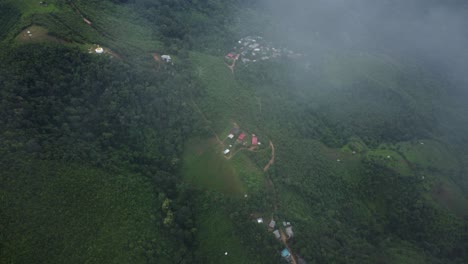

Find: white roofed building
<box><xmin>161</xmin><ymin>55</ymin><xmax>172</xmax><ymax>62</ymax></box>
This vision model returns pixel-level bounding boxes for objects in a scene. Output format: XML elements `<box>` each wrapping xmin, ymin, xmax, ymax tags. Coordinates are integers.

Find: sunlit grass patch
<box><xmin>194</xmin><ymin>209</ymin><xmax>253</xmax><ymax>264</ymax></box>
<box><xmin>7</xmin><ymin>0</ymin><xmax>59</xmax><ymax>18</ymax></box>
<box><xmin>15</xmin><ymin>25</ymin><xmax>64</xmax><ymax>44</ymax></box>
<box><xmin>183</xmin><ymin>138</ymin><xmax>245</xmax><ymax>195</ymax></box>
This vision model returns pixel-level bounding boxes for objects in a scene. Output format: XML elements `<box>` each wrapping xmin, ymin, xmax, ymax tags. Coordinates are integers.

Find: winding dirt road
<box><xmin>263</xmin><ymin>141</ymin><xmax>275</xmax><ymax>172</ymax></box>
<box><xmin>190</xmin><ymin>99</ymin><xmax>298</xmax><ymax>263</ymax></box>
<box><xmin>280</xmin><ymin>230</ymin><xmax>297</xmax><ymax>264</ymax></box>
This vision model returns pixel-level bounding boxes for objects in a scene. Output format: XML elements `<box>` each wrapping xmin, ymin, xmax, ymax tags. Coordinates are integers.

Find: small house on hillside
<box><xmin>238</xmin><ymin>133</ymin><xmax>246</xmax><ymax>141</ymax></box>
<box><xmin>223</xmin><ymin>149</ymin><xmax>230</xmax><ymax>155</ymax></box>
<box><xmin>281</xmin><ymin>249</ymin><xmax>291</xmax><ymax>262</ymax></box>
<box><xmin>257</xmin><ymin>218</ymin><xmax>263</xmax><ymax>224</ymax></box>
<box><xmin>286</xmin><ymin>226</ymin><xmax>294</xmax><ymax>238</ymax></box>
<box><xmin>269</xmin><ymin>219</ymin><xmax>276</xmax><ymax>229</ymax></box>
<box><xmin>252</xmin><ymin>135</ymin><xmax>258</xmax><ymax>145</ymax></box>
<box><xmin>273</xmin><ymin>230</ymin><xmax>281</xmax><ymax>239</ymax></box>
<box><xmin>228</xmin><ymin>134</ymin><xmax>234</xmax><ymax>139</ymax></box>
<box><xmin>161</xmin><ymin>55</ymin><xmax>172</xmax><ymax>62</ymax></box>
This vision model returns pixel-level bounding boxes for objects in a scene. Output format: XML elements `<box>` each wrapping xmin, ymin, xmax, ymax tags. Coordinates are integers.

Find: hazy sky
<box><xmin>257</xmin><ymin>0</ymin><xmax>468</xmax><ymax>88</ymax></box>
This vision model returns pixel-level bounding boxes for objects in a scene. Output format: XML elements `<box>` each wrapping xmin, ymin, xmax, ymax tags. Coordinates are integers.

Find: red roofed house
<box><xmin>226</xmin><ymin>53</ymin><xmax>235</xmax><ymax>58</ymax></box>
<box><xmin>238</xmin><ymin>132</ymin><xmax>246</xmax><ymax>141</ymax></box>
<box><xmin>252</xmin><ymin>135</ymin><xmax>258</xmax><ymax>145</ymax></box>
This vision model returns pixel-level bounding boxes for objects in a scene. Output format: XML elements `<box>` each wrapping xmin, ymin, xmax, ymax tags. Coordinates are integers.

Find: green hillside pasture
<box><xmin>366</xmin><ymin>148</ymin><xmax>412</xmax><ymax>176</ymax></box>
<box><xmin>397</xmin><ymin>140</ymin><xmax>459</xmax><ymax>171</ymax></box>
<box><xmin>1</xmin><ymin>157</ymin><xmax>168</xmax><ymax>263</ymax></box>
<box><xmin>393</xmin><ymin>140</ymin><xmax>468</xmax><ymax>215</ymax></box>
<box><xmin>191</xmin><ymin>52</ymin><xmax>260</xmax><ymax>133</ymax></box>
<box><xmin>74</xmin><ymin>0</ymin><xmax>163</xmax><ymax>56</ymax></box>
<box><xmin>194</xmin><ymin>208</ymin><xmax>256</xmax><ymax>264</ymax></box>
<box><xmin>183</xmin><ymin>138</ymin><xmax>245</xmax><ymax>195</ymax></box>
<box><xmin>6</xmin><ymin>0</ymin><xmax>59</xmax><ymax>18</ymax></box>
<box><xmin>380</xmin><ymin>240</ymin><xmax>428</xmax><ymax>264</ymax></box>
<box><xmin>432</xmin><ymin>178</ymin><xmax>468</xmax><ymax>217</ymax></box>
<box><xmin>15</xmin><ymin>25</ymin><xmax>65</xmax><ymax>44</ymax></box>
<box><xmin>230</xmin><ymin>151</ymin><xmax>266</xmax><ymax>194</ymax></box>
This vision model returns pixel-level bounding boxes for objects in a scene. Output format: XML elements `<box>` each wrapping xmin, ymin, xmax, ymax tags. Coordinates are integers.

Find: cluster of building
<box><xmin>225</xmin><ymin>36</ymin><xmax>301</xmax><ymax>64</ymax></box>
<box><xmin>268</xmin><ymin>219</ymin><xmax>294</xmax><ymax>240</ymax></box>
<box><xmin>224</xmin><ymin>127</ymin><xmax>261</xmax><ymax>155</ymax></box>
<box><xmin>255</xmin><ymin>217</ymin><xmax>295</xmax><ymax>262</ymax></box>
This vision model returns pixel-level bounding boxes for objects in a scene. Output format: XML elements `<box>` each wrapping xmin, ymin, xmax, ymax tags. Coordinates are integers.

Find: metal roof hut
<box><xmin>281</xmin><ymin>248</ymin><xmax>291</xmax><ymax>261</ymax></box>
<box><xmin>269</xmin><ymin>219</ymin><xmax>276</xmax><ymax>229</ymax></box>
<box><xmin>273</xmin><ymin>230</ymin><xmax>281</xmax><ymax>239</ymax></box>
<box><xmin>95</xmin><ymin>46</ymin><xmax>104</xmax><ymax>54</ymax></box>
<box><xmin>251</xmin><ymin>135</ymin><xmax>258</xmax><ymax>145</ymax></box>
<box><xmin>286</xmin><ymin>226</ymin><xmax>294</xmax><ymax>238</ymax></box>
<box><xmin>161</xmin><ymin>55</ymin><xmax>172</xmax><ymax>62</ymax></box>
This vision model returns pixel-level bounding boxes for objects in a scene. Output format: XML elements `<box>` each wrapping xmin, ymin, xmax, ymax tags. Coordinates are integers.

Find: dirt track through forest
<box><xmin>190</xmin><ymin>97</ymin><xmax>298</xmax><ymax>263</ymax></box>
<box><xmin>263</xmin><ymin>141</ymin><xmax>275</xmax><ymax>172</ymax></box>
<box><xmin>280</xmin><ymin>230</ymin><xmax>298</xmax><ymax>264</ymax></box>
<box><xmin>226</xmin><ymin>54</ymin><xmax>239</xmax><ymax>74</ymax></box>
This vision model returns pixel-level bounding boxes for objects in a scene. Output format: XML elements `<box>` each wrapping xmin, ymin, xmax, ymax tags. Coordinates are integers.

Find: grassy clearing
<box><xmin>366</xmin><ymin>148</ymin><xmax>412</xmax><ymax>176</ymax></box>
<box><xmin>6</xmin><ymin>0</ymin><xmax>59</xmax><ymax>18</ymax></box>
<box><xmin>231</xmin><ymin>152</ymin><xmax>266</xmax><ymax>193</ymax></box>
<box><xmin>397</xmin><ymin>140</ymin><xmax>459</xmax><ymax>171</ymax></box>
<box><xmin>74</xmin><ymin>0</ymin><xmax>163</xmax><ymax>56</ymax></box>
<box><xmin>432</xmin><ymin>178</ymin><xmax>468</xmax><ymax>217</ymax></box>
<box><xmin>194</xmin><ymin>209</ymin><xmax>254</xmax><ymax>264</ymax></box>
<box><xmin>191</xmin><ymin>52</ymin><xmax>260</xmax><ymax>133</ymax></box>
<box><xmin>381</xmin><ymin>240</ymin><xmax>428</xmax><ymax>264</ymax></box>
<box><xmin>183</xmin><ymin>138</ymin><xmax>245</xmax><ymax>195</ymax></box>
<box><xmin>1</xmin><ymin>157</ymin><xmax>166</xmax><ymax>264</ymax></box>
<box><xmin>15</xmin><ymin>25</ymin><xmax>64</xmax><ymax>44</ymax></box>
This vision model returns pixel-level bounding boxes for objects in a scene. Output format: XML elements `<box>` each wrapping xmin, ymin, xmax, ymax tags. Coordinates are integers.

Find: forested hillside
<box><xmin>1</xmin><ymin>0</ymin><xmax>467</xmax><ymax>263</ymax></box>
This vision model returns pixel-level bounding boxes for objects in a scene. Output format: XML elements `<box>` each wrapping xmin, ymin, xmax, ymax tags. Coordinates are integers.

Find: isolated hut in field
<box><xmin>95</xmin><ymin>46</ymin><xmax>104</xmax><ymax>54</ymax></box>
<box><xmin>256</xmin><ymin>218</ymin><xmax>263</xmax><ymax>223</ymax></box>
<box><xmin>223</xmin><ymin>149</ymin><xmax>230</xmax><ymax>155</ymax></box>
<box><xmin>273</xmin><ymin>230</ymin><xmax>281</xmax><ymax>239</ymax></box>
<box><xmin>238</xmin><ymin>132</ymin><xmax>246</xmax><ymax>141</ymax></box>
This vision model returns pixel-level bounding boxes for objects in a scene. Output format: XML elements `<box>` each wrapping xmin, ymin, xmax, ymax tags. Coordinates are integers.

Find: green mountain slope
<box><xmin>1</xmin><ymin>0</ymin><xmax>467</xmax><ymax>263</ymax></box>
